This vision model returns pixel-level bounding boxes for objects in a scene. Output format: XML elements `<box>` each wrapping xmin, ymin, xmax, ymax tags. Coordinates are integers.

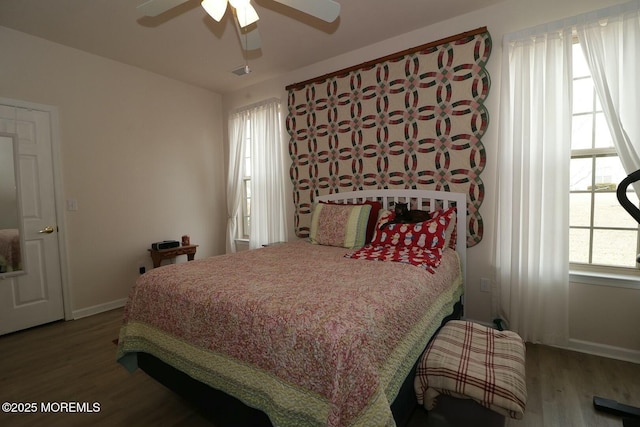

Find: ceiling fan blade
<box><xmin>201</xmin><ymin>0</ymin><xmax>228</xmax><ymax>21</ymax></box>
<box><xmin>235</xmin><ymin>4</ymin><xmax>259</xmax><ymax>28</ymax></box>
<box><xmin>235</xmin><ymin>22</ymin><xmax>261</xmax><ymax>51</ymax></box>
<box><xmin>272</xmin><ymin>0</ymin><xmax>340</xmax><ymax>22</ymax></box>
<box><xmin>137</xmin><ymin>0</ymin><xmax>190</xmax><ymax>16</ymax></box>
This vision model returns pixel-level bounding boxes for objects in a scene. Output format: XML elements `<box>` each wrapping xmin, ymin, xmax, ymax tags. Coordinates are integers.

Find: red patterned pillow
<box><xmin>370</xmin><ymin>209</ymin><xmax>454</xmax><ymax>250</ymax></box>
<box><xmin>370</xmin><ymin>209</ymin><xmax>395</xmax><ymax>243</ymax></box>
<box><xmin>430</xmin><ymin>207</ymin><xmax>458</xmax><ymax>249</ymax></box>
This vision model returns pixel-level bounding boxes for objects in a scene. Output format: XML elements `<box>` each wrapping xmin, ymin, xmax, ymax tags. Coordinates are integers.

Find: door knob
<box><xmin>38</xmin><ymin>226</ymin><xmax>55</xmax><ymax>234</ymax></box>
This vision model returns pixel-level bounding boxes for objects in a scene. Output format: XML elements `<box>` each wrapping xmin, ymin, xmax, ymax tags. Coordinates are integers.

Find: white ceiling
<box><xmin>0</xmin><ymin>0</ymin><xmax>504</xmax><ymax>94</ymax></box>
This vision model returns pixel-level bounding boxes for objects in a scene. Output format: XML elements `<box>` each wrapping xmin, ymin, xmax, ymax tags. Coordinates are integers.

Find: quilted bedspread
<box><xmin>116</xmin><ymin>240</ymin><xmax>462</xmax><ymax>427</ymax></box>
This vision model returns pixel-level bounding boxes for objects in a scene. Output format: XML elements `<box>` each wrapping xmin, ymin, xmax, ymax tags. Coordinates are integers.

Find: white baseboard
<box><xmin>460</xmin><ymin>318</ymin><xmax>640</xmax><ymax>364</ymax></box>
<box><xmin>566</xmin><ymin>339</ymin><xmax>640</xmax><ymax>365</ymax></box>
<box><xmin>72</xmin><ymin>298</ymin><xmax>127</xmax><ymax>320</ymax></box>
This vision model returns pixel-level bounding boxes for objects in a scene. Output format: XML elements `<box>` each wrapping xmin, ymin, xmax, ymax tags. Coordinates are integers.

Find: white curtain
<box><xmin>247</xmin><ymin>100</ymin><xmax>287</xmax><ymax>249</ymax></box>
<box><xmin>226</xmin><ymin>99</ymin><xmax>287</xmax><ymax>252</ymax></box>
<box><xmin>576</xmin><ymin>0</ymin><xmax>640</xmax><ymax>191</ymax></box>
<box><xmin>226</xmin><ymin>109</ymin><xmax>248</xmax><ymax>253</ymax></box>
<box><xmin>494</xmin><ymin>23</ymin><xmax>573</xmax><ymax>345</ymax></box>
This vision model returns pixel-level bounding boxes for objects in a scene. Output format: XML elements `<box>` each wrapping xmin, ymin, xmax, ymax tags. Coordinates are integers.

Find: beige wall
<box><xmin>0</xmin><ymin>26</ymin><xmax>226</xmax><ymax>317</ymax></box>
<box><xmin>570</xmin><ymin>281</ymin><xmax>640</xmax><ymax>358</ymax></box>
<box><xmin>223</xmin><ymin>0</ymin><xmax>640</xmax><ymax>359</ymax></box>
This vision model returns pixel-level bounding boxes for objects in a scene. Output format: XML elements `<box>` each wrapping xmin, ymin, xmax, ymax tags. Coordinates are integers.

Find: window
<box><xmin>228</xmin><ymin>98</ymin><xmax>285</xmax><ymax>250</ymax></box>
<box><xmin>240</xmin><ymin>119</ymin><xmax>251</xmax><ymax>239</ymax></box>
<box><xmin>569</xmin><ymin>42</ymin><xmax>639</xmax><ymax>271</ymax></box>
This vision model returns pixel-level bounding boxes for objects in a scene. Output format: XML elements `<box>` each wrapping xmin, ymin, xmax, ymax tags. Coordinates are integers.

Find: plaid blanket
<box><xmin>414</xmin><ymin>320</ymin><xmax>527</xmax><ymax>419</ymax></box>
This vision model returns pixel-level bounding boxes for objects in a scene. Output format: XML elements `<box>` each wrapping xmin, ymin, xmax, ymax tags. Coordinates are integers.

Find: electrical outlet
<box><xmin>480</xmin><ymin>278</ymin><xmax>490</xmax><ymax>292</ymax></box>
<box><xmin>139</xmin><ymin>266</ymin><xmax>146</xmax><ymax>275</ymax></box>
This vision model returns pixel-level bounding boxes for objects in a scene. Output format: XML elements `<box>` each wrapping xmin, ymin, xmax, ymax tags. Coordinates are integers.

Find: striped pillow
<box><xmin>309</xmin><ymin>202</ymin><xmax>372</xmax><ymax>249</ymax></box>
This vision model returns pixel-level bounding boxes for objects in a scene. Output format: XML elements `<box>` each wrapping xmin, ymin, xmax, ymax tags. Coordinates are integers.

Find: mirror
<box><xmin>0</xmin><ymin>132</ymin><xmax>25</xmax><ymax>276</ymax></box>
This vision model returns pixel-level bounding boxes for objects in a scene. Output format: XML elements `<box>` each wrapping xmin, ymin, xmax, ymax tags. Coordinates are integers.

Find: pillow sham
<box><xmin>370</xmin><ymin>209</ymin><xmax>395</xmax><ymax>242</ymax></box>
<box><xmin>309</xmin><ymin>202</ymin><xmax>372</xmax><ymax>248</ymax></box>
<box><xmin>370</xmin><ymin>208</ymin><xmax>454</xmax><ymax>250</ymax></box>
<box><xmin>430</xmin><ymin>207</ymin><xmax>458</xmax><ymax>249</ymax></box>
<box><xmin>326</xmin><ymin>200</ymin><xmax>382</xmax><ymax>243</ymax></box>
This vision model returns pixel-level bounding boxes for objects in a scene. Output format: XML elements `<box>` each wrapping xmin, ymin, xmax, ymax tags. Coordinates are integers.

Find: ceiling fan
<box><xmin>137</xmin><ymin>0</ymin><xmax>340</xmax><ymax>51</ymax></box>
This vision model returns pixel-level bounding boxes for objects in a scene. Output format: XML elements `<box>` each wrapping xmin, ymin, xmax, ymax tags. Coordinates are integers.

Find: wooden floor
<box><xmin>0</xmin><ymin>308</ymin><xmax>638</xmax><ymax>427</ymax></box>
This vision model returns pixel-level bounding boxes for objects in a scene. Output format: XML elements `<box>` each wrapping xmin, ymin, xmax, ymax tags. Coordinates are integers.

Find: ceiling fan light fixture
<box><xmin>201</xmin><ymin>0</ymin><xmax>227</xmax><ymax>22</ymax></box>
<box><xmin>235</xmin><ymin>4</ymin><xmax>259</xmax><ymax>28</ymax></box>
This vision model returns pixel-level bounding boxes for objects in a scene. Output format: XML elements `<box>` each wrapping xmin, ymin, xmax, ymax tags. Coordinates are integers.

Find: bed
<box><xmin>116</xmin><ymin>189</ymin><xmax>467</xmax><ymax>427</ymax></box>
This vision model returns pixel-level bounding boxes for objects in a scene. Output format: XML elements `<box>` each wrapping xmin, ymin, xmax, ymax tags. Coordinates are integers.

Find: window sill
<box><xmin>234</xmin><ymin>239</ymin><xmax>250</xmax><ymax>252</ymax></box>
<box><xmin>569</xmin><ymin>270</ymin><xmax>640</xmax><ymax>290</ymax></box>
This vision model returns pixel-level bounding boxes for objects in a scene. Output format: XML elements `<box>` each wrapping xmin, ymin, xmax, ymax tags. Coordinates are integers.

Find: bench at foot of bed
<box><xmin>414</xmin><ymin>320</ymin><xmax>527</xmax><ymax>427</ymax></box>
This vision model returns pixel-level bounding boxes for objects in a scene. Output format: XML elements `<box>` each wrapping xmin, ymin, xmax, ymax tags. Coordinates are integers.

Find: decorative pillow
<box><xmin>430</xmin><ymin>207</ymin><xmax>458</xmax><ymax>249</ymax></box>
<box><xmin>370</xmin><ymin>209</ymin><xmax>395</xmax><ymax>242</ymax></box>
<box><xmin>370</xmin><ymin>208</ymin><xmax>454</xmax><ymax>250</ymax></box>
<box><xmin>309</xmin><ymin>203</ymin><xmax>372</xmax><ymax>248</ymax></box>
<box><xmin>326</xmin><ymin>200</ymin><xmax>382</xmax><ymax>243</ymax></box>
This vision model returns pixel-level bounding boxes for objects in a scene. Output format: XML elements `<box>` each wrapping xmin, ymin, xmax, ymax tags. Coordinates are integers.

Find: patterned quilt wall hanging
<box><xmin>286</xmin><ymin>27</ymin><xmax>491</xmax><ymax>247</ymax></box>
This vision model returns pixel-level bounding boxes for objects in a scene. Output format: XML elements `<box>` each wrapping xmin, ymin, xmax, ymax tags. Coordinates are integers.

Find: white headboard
<box><xmin>316</xmin><ymin>189</ymin><xmax>467</xmax><ymax>289</ymax></box>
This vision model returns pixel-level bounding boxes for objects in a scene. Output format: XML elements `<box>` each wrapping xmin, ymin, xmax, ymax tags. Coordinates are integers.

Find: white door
<box><xmin>0</xmin><ymin>104</ymin><xmax>65</xmax><ymax>335</ymax></box>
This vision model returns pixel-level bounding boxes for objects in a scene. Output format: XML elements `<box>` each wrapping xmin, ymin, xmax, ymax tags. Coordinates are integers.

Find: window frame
<box><xmin>240</xmin><ymin>176</ymin><xmax>250</xmax><ymax>240</ymax></box>
<box><xmin>239</xmin><ymin>118</ymin><xmax>251</xmax><ymax>240</ymax></box>
<box><xmin>568</xmin><ymin>40</ymin><xmax>640</xmax><ymax>283</ymax></box>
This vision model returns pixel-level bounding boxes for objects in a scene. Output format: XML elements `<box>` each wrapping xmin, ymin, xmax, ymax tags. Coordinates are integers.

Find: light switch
<box><xmin>67</xmin><ymin>199</ymin><xmax>78</xmax><ymax>211</ymax></box>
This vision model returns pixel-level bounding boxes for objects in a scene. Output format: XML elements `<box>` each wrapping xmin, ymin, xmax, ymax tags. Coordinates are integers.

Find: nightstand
<box><xmin>148</xmin><ymin>244</ymin><xmax>198</xmax><ymax>268</ymax></box>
